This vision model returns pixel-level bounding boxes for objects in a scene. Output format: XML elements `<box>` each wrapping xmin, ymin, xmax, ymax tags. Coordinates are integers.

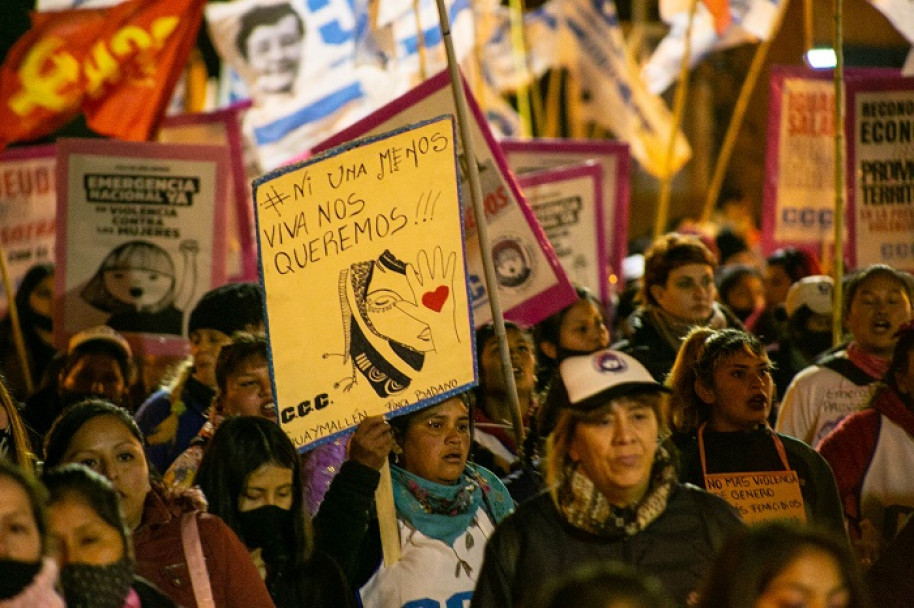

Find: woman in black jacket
<box><xmin>471</xmin><ymin>348</ymin><xmax>743</xmax><ymax>608</ymax></box>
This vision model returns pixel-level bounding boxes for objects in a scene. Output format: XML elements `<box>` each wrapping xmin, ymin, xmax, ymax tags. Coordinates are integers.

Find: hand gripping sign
<box><xmin>253</xmin><ymin>116</ymin><xmax>476</xmax><ymax>451</ymax></box>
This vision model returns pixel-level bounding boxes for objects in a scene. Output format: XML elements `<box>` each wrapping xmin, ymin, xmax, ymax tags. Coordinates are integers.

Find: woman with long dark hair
<box><xmin>196</xmin><ymin>416</ymin><xmax>354</xmax><ymax>608</ymax></box>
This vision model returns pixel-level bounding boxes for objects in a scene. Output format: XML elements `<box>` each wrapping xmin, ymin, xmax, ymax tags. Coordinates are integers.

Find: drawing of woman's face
<box><xmin>103</xmin><ymin>268</ymin><xmax>175</xmax><ymax>309</ymax></box>
<box><xmin>365</xmin><ymin>263</ymin><xmax>433</xmax><ymax>352</ymax></box>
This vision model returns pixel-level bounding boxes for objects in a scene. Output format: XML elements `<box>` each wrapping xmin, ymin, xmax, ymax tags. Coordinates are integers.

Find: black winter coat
<box><xmin>470</xmin><ymin>485</ymin><xmax>743</xmax><ymax>608</ymax></box>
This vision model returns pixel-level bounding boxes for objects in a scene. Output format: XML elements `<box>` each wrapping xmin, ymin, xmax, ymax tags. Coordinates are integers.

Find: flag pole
<box><xmin>701</xmin><ymin>0</ymin><xmax>791</xmax><ymax>223</ymax></box>
<box><xmin>435</xmin><ymin>0</ymin><xmax>525</xmax><ymax>448</ymax></box>
<box><xmin>654</xmin><ymin>0</ymin><xmax>699</xmax><ymax>238</ymax></box>
<box><xmin>831</xmin><ymin>0</ymin><xmax>845</xmax><ymax>345</ymax></box>
<box><xmin>376</xmin><ymin>0</ymin><xmax>529</xmax><ymax>570</ymax></box>
<box><xmin>0</xmin><ymin>244</ymin><xmax>33</xmax><ymax>395</ymax></box>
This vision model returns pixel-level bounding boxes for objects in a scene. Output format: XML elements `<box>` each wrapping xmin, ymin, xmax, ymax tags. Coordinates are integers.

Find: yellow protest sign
<box><xmin>704</xmin><ymin>470</ymin><xmax>807</xmax><ymax>525</ymax></box>
<box><xmin>253</xmin><ymin>116</ymin><xmax>474</xmax><ymax>450</ymax></box>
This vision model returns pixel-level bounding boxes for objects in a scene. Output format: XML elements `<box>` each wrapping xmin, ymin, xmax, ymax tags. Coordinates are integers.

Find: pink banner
<box><xmin>159</xmin><ymin>102</ymin><xmax>257</xmax><ymax>281</ymax></box>
<box><xmin>516</xmin><ymin>163</ymin><xmax>608</xmax><ymax>303</ymax></box>
<box><xmin>55</xmin><ymin>139</ymin><xmax>230</xmax><ymax>355</ymax></box>
<box><xmin>762</xmin><ymin>66</ymin><xmax>897</xmax><ymax>264</ymax></box>
<box><xmin>499</xmin><ymin>138</ymin><xmax>629</xmax><ymax>299</ymax></box>
<box><xmin>0</xmin><ymin>145</ymin><xmax>56</xmax><ymax>312</ymax></box>
<box><xmin>315</xmin><ymin>70</ymin><xmax>576</xmax><ymax>328</ymax></box>
<box><xmin>845</xmin><ymin>74</ymin><xmax>914</xmax><ymax>272</ymax></box>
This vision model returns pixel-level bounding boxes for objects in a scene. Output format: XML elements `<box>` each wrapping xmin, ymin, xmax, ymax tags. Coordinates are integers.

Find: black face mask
<box><xmin>800</xmin><ymin>331</ymin><xmax>834</xmax><ymax>360</ymax></box>
<box><xmin>30</xmin><ymin>312</ymin><xmax>53</xmax><ymax>332</ymax></box>
<box><xmin>59</xmin><ymin>557</ymin><xmax>134</xmax><ymax>608</ymax></box>
<box><xmin>0</xmin><ymin>558</ymin><xmax>41</xmax><ymax>600</ymax></box>
<box><xmin>237</xmin><ymin>505</ymin><xmax>294</xmax><ymax>565</ymax></box>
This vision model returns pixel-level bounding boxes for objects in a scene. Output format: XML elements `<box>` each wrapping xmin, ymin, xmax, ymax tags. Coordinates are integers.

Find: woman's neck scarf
<box><xmin>846</xmin><ymin>341</ymin><xmax>891</xmax><ymax>380</ymax></box>
<box><xmin>553</xmin><ymin>445</ymin><xmax>677</xmax><ymax>538</ymax></box>
<box><xmin>390</xmin><ymin>463</ymin><xmax>514</xmax><ymax>546</ymax></box>
<box><xmin>647</xmin><ymin>303</ymin><xmax>729</xmax><ymax>352</ymax></box>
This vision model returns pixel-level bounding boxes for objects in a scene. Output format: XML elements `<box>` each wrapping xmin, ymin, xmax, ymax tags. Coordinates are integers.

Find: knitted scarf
<box><xmin>646</xmin><ymin>303</ymin><xmax>729</xmax><ymax>353</ymax></box>
<box><xmin>390</xmin><ymin>463</ymin><xmax>514</xmax><ymax>546</ymax></box>
<box><xmin>553</xmin><ymin>446</ymin><xmax>677</xmax><ymax>538</ymax></box>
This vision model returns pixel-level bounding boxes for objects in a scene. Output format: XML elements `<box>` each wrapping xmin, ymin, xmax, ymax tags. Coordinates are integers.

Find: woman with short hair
<box><xmin>471</xmin><ymin>349</ymin><xmax>743</xmax><ymax>608</ymax></box>
<box><xmin>614</xmin><ymin>233</ymin><xmax>742</xmax><ymax>382</ymax></box>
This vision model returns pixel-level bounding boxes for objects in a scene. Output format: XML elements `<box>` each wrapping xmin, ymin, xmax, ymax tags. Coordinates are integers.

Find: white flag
<box><xmin>642</xmin><ymin>0</ymin><xmax>785</xmax><ymax>94</ymax></box>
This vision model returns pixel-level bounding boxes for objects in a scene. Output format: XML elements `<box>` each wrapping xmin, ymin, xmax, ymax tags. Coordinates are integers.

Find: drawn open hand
<box><xmin>395</xmin><ymin>247</ymin><xmax>460</xmax><ymax>352</ymax></box>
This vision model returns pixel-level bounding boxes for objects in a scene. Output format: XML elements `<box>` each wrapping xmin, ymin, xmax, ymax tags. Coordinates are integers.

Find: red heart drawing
<box><xmin>422</xmin><ymin>285</ymin><xmax>450</xmax><ymax>312</ymax></box>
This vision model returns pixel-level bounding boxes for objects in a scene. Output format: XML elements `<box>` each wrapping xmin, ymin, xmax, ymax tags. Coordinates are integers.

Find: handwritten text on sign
<box><xmin>254</xmin><ymin>117</ymin><xmax>475</xmax><ymax>451</ymax></box>
<box><xmin>704</xmin><ymin>470</ymin><xmax>807</xmax><ymax>525</ymax></box>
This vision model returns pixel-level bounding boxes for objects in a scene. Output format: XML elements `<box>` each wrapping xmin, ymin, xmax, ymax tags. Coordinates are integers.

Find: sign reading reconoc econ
<box><xmin>254</xmin><ymin>117</ymin><xmax>475</xmax><ymax>451</ymax></box>
<box><xmin>847</xmin><ymin>75</ymin><xmax>914</xmax><ymax>273</ymax></box>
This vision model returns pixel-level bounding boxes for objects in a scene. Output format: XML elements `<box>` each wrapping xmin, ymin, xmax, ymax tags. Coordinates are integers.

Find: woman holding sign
<box><xmin>346</xmin><ymin>394</ymin><xmax>514</xmax><ymax>608</ymax></box>
<box><xmin>666</xmin><ymin>328</ymin><xmax>845</xmax><ymax>535</ymax></box>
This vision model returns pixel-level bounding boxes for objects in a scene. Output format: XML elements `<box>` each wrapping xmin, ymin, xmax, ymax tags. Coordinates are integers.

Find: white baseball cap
<box><xmin>559</xmin><ymin>349</ymin><xmax>668</xmax><ymax>410</ymax></box>
<box><xmin>785</xmin><ymin>275</ymin><xmax>834</xmax><ymax>317</ymax></box>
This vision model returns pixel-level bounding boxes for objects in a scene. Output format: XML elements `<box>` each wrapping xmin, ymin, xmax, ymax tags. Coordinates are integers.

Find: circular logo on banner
<box><xmin>492</xmin><ymin>236</ymin><xmax>533</xmax><ymax>289</ymax></box>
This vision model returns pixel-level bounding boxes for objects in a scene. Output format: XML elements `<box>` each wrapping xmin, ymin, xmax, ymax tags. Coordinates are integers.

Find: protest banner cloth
<box><xmin>499</xmin><ymin>138</ymin><xmax>629</xmax><ymax>301</ymax></box>
<box><xmin>158</xmin><ymin>104</ymin><xmax>258</xmax><ymax>282</ymax></box>
<box><xmin>517</xmin><ymin>163</ymin><xmax>608</xmax><ymax>303</ymax></box>
<box><xmin>762</xmin><ymin>67</ymin><xmax>837</xmax><ymax>257</ymax></box>
<box><xmin>762</xmin><ymin>67</ymin><xmax>899</xmax><ymax>259</ymax></box>
<box><xmin>317</xmin><ymin>70</ymin><xmax>576</xmax><ymax>328</ymax></box>
<box><xmin>205</xmin><ymin>0</ymin><xmax>402</xmax><ymax>172</ymax></box>
<box><xmin>55</xmin><ymin>139</ymin><xmax>229</xmax><ymax>355</ymax></box>
<box><xmin>846</xmin><ymin>75</ymin><xmax>914</xmax><ymax>273</ymax></box>
<box><xmin>642</xmin><ymin>0</ymin><xmax>785</xmax><ymax>96</ymax></box>
<box><xmin>698</xmin><ymin>424</ymin><xmax>807</xmax><ymax>525</ymax></box>
<box><xmin>253</xmin><ymin>116</ymin><xmax>475</xmax><ymax>451</ymax></box>
<box><xmin>0</xmin><ymin>146</ymin><xmax>57</xmax><ymax>312</ymax></box>
<box><xmin>0</xmin><ymin>0</ymin><xmax>204</xmax><ymax>151</ymax></box>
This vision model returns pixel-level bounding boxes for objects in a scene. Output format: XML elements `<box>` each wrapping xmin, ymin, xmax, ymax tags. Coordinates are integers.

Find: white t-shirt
<box><xmin>776</xmin><ymin>356</ymin><xmax>878</xmax><ymax>447</ymax></box>
<box><xmin>360</xmin><ymin>507</ymin><xmax>495</xmax><ymax>608</ymax></box>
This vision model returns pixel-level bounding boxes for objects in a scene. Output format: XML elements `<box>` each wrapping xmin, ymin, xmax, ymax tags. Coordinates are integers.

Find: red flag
<box><xmin>701</xmin><ymin>0</ymin><xmax>732</xmax><ymax>35</ymax></box>
<box><xmin>0</xmin><ymin>0</ymin><xmax>204</xmax><ymax>150</ymax></box>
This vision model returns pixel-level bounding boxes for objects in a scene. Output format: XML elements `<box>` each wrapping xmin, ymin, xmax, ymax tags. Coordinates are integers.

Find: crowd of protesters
<box><xmin>2</xmin><ymin>226</ymin><xmax>914</xmax><ymax>608</ymax></box>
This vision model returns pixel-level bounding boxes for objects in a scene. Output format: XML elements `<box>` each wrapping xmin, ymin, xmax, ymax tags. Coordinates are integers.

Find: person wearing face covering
<box><xmin>766</xmin><ymin>276</ymin><xmax>837</xmax><ymax>409</ymax></box>
<box><xmin>42</xmin><ymin>464</ymin><xmax>177</xmax><ymax>608</ymax></box>
<box><xmin>42</xmin><ymin>400</ymin><xmax>275</xmax><ymax>608</ymax></box>
<box><xmin>196</xmin><ymin>416</ymin><xmax>355</xmax><ymax>608</ymax></box>
<box><xmin>0</xmin><ymin>459</ymin><xmax>64</xmax><ymax>608</ymax></box>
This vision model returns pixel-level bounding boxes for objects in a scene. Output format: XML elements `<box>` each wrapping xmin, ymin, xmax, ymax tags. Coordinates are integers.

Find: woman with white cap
<box><xmin>471</xmin><ymin>349</ymin><xmax>743</xmax><ymax>608</ymax></box>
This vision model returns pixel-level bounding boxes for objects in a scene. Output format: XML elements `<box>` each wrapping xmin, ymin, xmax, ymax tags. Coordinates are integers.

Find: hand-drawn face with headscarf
<box><xmin>333</xmin><ymin>248</ymin><xmax>459</xmax><ymax>398</ymax></box>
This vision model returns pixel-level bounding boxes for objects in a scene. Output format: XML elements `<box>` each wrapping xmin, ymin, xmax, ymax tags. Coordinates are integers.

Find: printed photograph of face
<box><xmin>235</xmin><ymin>3</ymin><xmax>306</xmax><ymax>96</ymax></box>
